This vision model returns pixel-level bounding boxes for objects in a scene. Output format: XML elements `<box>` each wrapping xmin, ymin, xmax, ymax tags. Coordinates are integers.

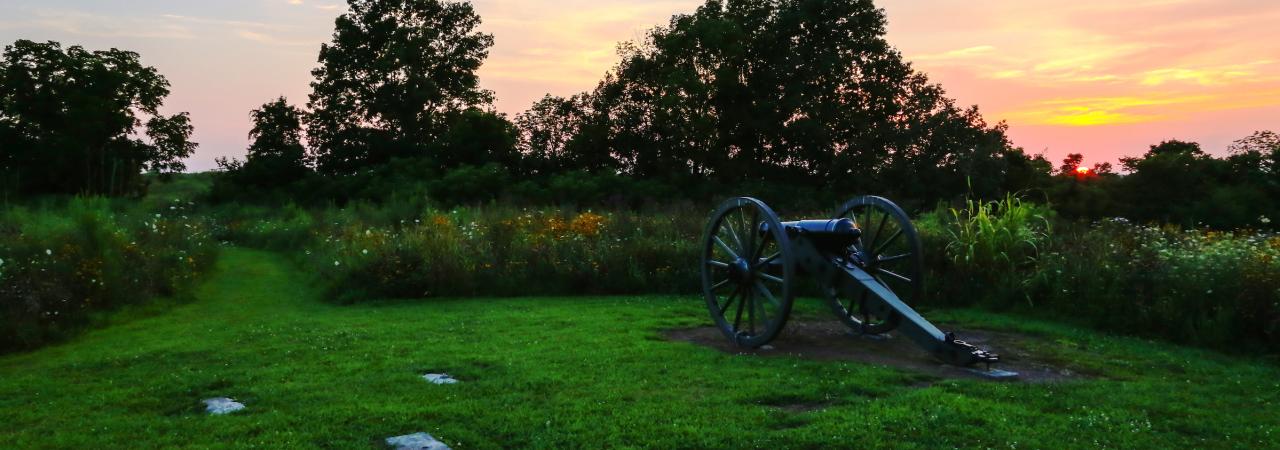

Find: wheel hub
<box><xmin>727</xmin><ymin>258</ymin><xmax>753</xmax><ymax>284</ymax></box>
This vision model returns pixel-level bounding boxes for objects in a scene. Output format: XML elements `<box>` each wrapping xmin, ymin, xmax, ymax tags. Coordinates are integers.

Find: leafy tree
<box><xmin>214</xmin><ymin>97</ymin><xmax>310</xmax><ymax>195</ymax></box>
<box><xmin>306</xmin><ymin>0</ymin><xmax>495</xmax><ymax>175</ymax></box>
<box><xmin>515</xmin><ymin>94</ymin><xmax>614</xmax><ymax>174</ymax></box>
<box><xmin>1058</xmin><ymin>153</ymin><xmax>1085</xmax><ymax>175</ymax></box>
<box><xmin>1119</xmin><ymin>140</ymin><xmax>1225</xmax><ymax>226</ymax></box>
<box><xmin>0</xmin><ymin>39</ymin><xmax>195</xmax><ymax>196</ymax></box>
<box><xmin>1227</xmin><ymin>130</ymin><xmax>1279</xmax><ymax>182</ymax></box>
<box><xmin>566</xmin><ymin>0</ymin><xmax>1030</xmax><ymax>205</ymax></box>
<box><xmin>1047</xmin><ymin>153</ymin><xmax>1119</xmax><ymax>220</ymax></box>
<box><xmin>430</xmin><ymin>108</ymin><xmax>519</xmax><ymax>170</ymax></box>
<box><xmin>1225</xmin><ymin>131</ymin><xmax>1279</xmax><ymax>227</ymax></box>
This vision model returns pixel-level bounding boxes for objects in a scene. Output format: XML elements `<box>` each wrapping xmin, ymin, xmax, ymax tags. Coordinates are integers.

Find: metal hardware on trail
<box><xmin>699</xmin><ymin>196</ymin><xmax>1012</xmax><ymax>374</ymax></box>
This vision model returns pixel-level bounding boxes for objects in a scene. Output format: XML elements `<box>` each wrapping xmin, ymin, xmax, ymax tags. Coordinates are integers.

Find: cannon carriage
<box><xmin>700</xmin><ymin>196</ymin><xmax>1006</xmax><ymax>371</ymax></box>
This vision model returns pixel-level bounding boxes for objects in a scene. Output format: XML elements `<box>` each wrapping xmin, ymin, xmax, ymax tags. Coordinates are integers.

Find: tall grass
<box><xmin>1026</xmin><ymin>222</ymin><xmax>1280</xmax><ymax>351</ymax></box>
<box><xmin>213</xmin><ymin>202</ymin><xmax>703</xmax><ymax>303</ymax></box>
<box><xmin>212</xmin><ymin>193</ymin><xmax>1280</xmax><ymax>353</ymax></box>
<box><xmin>916</xmin><ymin>195</ymin><xmax>1053</xmax><ymax>306</ymax></box>
<box><xmin>0</xmin><ymin>197</ymin><xmax>218</xmax><ymax>352</ymax></box>
<box><xmin>919</xmin><ymin>198</ymin><xmax>1279</xmax><ymax>352</ymax></box>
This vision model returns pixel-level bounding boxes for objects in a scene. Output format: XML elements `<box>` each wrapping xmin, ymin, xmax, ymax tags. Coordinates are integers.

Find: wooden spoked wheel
<box><xmin>824</xmin><ymin>196</ymin><xmax>922</xmax><ymax>335</ymax></box>
<box><xmin>700</xmin><ymin>197</ymin><xmax>796</xmax><ymax>348</ymax></box>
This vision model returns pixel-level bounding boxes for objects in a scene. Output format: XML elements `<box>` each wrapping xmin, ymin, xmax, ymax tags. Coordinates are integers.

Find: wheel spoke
<box><xmin>877</xmin><ymin>253</ymin><xmax>909</xmax><ymax>263</ymax></box>
<box><xmin>758</xmin><ymin>272</ymin><xmax>785</xmax><ymax>284</ymax></box>
<box><xmin>754</xmin><ymin>252</ymin><xmax>779</xmax><ymax>269</ymax></box>
<box><xmin>869</xmin><ymin>209</ymin><xmax>889</xmax><ymax>250</ymax></box>
<box><xmin>721</xmin><ymin>218</ymin><xmax>744</xmax><ymax>256</ymax></box>
<box><xmin>861</xmin><ymin>207</ymin><xmax>874</xmax><ymax>246</ymax></box>
<box><xmin>753</xmin><ymin>286</ymin><xmax>770</xmax><ymax>325</ymax></box>
<box><xmin>733</xmin><ymin>287</ymin><xmax>746</xmax><ymax>331</ymax></box>
<box><xmin>707</xmin><ymin>260</ymin><xmax>730</xmax><ymax>268</ymax></box>
<box><xmin>713</xmin><ymin>236</ymin><xmax>739</xmax><ymax>260</ymax></box>
<box><xmin>878</xmin><ymin>268</ymin><xmax>912</xmax><ymax>284</ymax></box>
<box><xmin>719</xmin><ymin>287</ymin><xmax>740</xmax><ymax>314</ymax></box>
<box><xmin>750</xmin><ymin>230</ymin><xmax>772</xmax><ymax>263</ymax></box>
<box><xmin>746</xmin><ymin>288</ymin><xmax>756</xmax><ymax>335</ymax></box>
<box><xmin>873</xmin><ymin>228</ymin><xmax>903</xmax><ymax>256</ymax></box>
<box><xmin>753</xmin><ymin>280</ymin><xmax>780</xmax><ymax>308</ymax></box>
<box><xmin>710</xmin><ymin>278</ymin><xmax>732</xmax><ymax>291</ymax></box>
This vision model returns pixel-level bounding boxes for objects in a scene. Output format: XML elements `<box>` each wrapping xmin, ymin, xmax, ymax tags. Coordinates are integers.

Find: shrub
<box><xmin>921</xmin><ymin>197</ymin><xmax>1280</xmax><ymax>352</ymax></box>
<box><xmin>1028</xmin><ymin>222</ymin><xmax>1280</xmax><ymax>351</ymax></box>
<box><xmin>291</xmin><ymin>204</ymin><xmax>700</xmax><ymax>302</ymax></box>
<box><xmin>0</xmin><ymin>197</ymin><xmax>217</xmax><ymax>352</ymax></box>
<box><xmin>917</xmin><ymin>195</ymin><xmax>1053</xmax><ymax>306</ymax></box>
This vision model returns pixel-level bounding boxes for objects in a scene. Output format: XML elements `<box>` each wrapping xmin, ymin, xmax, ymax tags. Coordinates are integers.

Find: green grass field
<box><xmin>1</xmin><ymin>248</ymin><xmax>1277</xmax><ymax>448</ymax></box>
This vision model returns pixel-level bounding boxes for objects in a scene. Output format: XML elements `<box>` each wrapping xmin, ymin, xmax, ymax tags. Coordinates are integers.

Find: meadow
<box><xmin>1</xmin><ymin>247</ymin><xmax>1276</xmax><ymax>448</ymax></box>
<box><xmin>3</xmin><ymin>0</ymin><xmax>1278</xmax><ymax>447</ymax></box>
<box><xmin>5</xmin><ymin>175</ymin><xmax>1277</xmax><ymax>356</ymax></box>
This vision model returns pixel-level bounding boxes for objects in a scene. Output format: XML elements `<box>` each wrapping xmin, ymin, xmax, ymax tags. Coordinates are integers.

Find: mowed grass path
<box><xmin>1</xmin><ymin>249</ymin><xmax>1277</xmax><ymax>448</ymax></box>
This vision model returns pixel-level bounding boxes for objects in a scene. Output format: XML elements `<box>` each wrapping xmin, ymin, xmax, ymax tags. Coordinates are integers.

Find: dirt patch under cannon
<box><xmin>665</xmin><ymin>320</ymin><xmax>1088</xmax><ymax>383</ymax></box>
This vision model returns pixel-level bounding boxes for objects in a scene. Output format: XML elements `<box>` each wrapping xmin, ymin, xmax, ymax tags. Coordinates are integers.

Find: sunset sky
<box><xmin>1</xmin><ymin>0</ymin><xmax>1277</xmax><ymax>171</ymax></box>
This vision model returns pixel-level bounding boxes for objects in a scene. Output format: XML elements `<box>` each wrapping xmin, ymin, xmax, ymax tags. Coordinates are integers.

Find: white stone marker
<box><xmin>422</xmin><ymin>373</ymin><xmax>459</xmax><ymax>384</ymax></box>
<box><xmin>385</xmin><ymin>432</ymin><xmax>450</xmax><ymax>450</ymax></box>
<box><xmin>202</xmin><ymin>397</ymin><xmax>245</xmax><ymax>415</ymax></box>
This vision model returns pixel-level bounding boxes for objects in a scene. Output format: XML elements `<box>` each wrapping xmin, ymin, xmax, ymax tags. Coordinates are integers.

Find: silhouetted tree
<box><xmin>0</xmin><ymin>39</ymin><xmax>195</xmax><ymax>196</ymax></box>
<box><xmin>214</xmin><ymin>97</ymin><xmax>309</xmax><ymax>195</ymax></box>
<box><xmin>1058</xmin><ymin>153</ymin><xmax>1085</xmax><ymax>175</ymax></box>
<box><xmin>306</xmin><ymin>0</ymin><xmax>495</xmax><ymax>175</ymax></box>
<box><xmin>1118</xmin><ymin>140</ymin><xmax>1225</xmax><ymax>226</ymax></box>
<box><xmin>515</xmin><ymin>94</ymin><xmax>613</xmax><ymax>174</ymax></box>
<box><xmin>430</xmin><ymin>108</ymin><xmax>519</xmax><ymax>170</ymax></box>
<box><xmin>563</xmin><ymin>0</ymin><xmax>1029</xmax><ymax>205</ymax></box>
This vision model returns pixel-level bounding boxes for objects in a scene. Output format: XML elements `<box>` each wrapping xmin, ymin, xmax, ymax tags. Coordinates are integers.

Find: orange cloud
<box><xmin>1002</xmin><ymin>89</ymin><xmax>1280</xmax><ymax>126</ymax></box>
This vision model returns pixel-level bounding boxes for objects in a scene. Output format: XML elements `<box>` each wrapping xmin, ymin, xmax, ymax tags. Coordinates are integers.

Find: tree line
<box><xmin>0</xmin><ymin>41</ymin><xmax>195</xmax><ymax>197</ymax></box>
<box><xmin>2</xmin><ymin>0</ymin><xmax>1276</xmax><ymax>228</ymax></box>
<box><xmin>215</xmin><ymin>0</ymin><xmax>1040</xmax><ymax>209</ymax></box>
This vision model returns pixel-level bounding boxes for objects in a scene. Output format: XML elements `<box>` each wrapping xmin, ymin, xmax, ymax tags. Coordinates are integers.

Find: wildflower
<box><xmin>362</xmin><ymin>249</ymin><xmax>368</xmax><ymax>255</ymax></box>
<box><xmin>334</xmin><ymin>260</ymin><xmax>341</xmax><ymax>266</ymax></box>
<box><xmin>45</xmin><ymin>249</ymin><xmax>52</xmax><ymax>256</ymax></box>
<box><xmin>1262</xmin><ymin>216</ymin><xmax>1272</xmax><ymax>225</ymax></box>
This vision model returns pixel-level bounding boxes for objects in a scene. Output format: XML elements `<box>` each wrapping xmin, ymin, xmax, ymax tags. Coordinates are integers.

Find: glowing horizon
<box><xmin>1</xmin><ymin>0</ymin><xmax>1277</xmax><ymax>172</ymax></box>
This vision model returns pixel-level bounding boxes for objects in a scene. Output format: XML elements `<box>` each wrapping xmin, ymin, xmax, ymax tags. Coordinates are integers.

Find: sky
<box><xmin>1</xmin><ymin>0</ymin><xmax>1277</xmax><ymax>172</ymax></box>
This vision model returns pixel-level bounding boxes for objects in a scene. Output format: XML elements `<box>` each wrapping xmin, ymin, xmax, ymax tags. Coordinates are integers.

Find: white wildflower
<box><xmin>362</xmin><ymin>249</ymin><xmax>368</xmax><ymax>255</ymax></box>
<box><xmin>334</xmin><ymin>260</ymin><xmax>341</xmax><ymax>266</ymax></box>
<box><xmin>45</xmin><ymin>249</ymin><xmax>52</xmax><ymax>256</ymax></box>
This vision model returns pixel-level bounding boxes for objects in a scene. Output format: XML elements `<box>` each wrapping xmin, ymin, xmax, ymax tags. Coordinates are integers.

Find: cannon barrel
<box><xmin>761</xmin><ymin>219</ymin><xmax>862</xmax><ymax>250</ymax></box>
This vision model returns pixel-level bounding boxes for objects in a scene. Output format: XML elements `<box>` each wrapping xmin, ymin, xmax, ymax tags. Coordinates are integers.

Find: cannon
<box><xmin>700</xmin><ymin>196</ymin><xmax>1010</xmax><ymax>374</ymax></box>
